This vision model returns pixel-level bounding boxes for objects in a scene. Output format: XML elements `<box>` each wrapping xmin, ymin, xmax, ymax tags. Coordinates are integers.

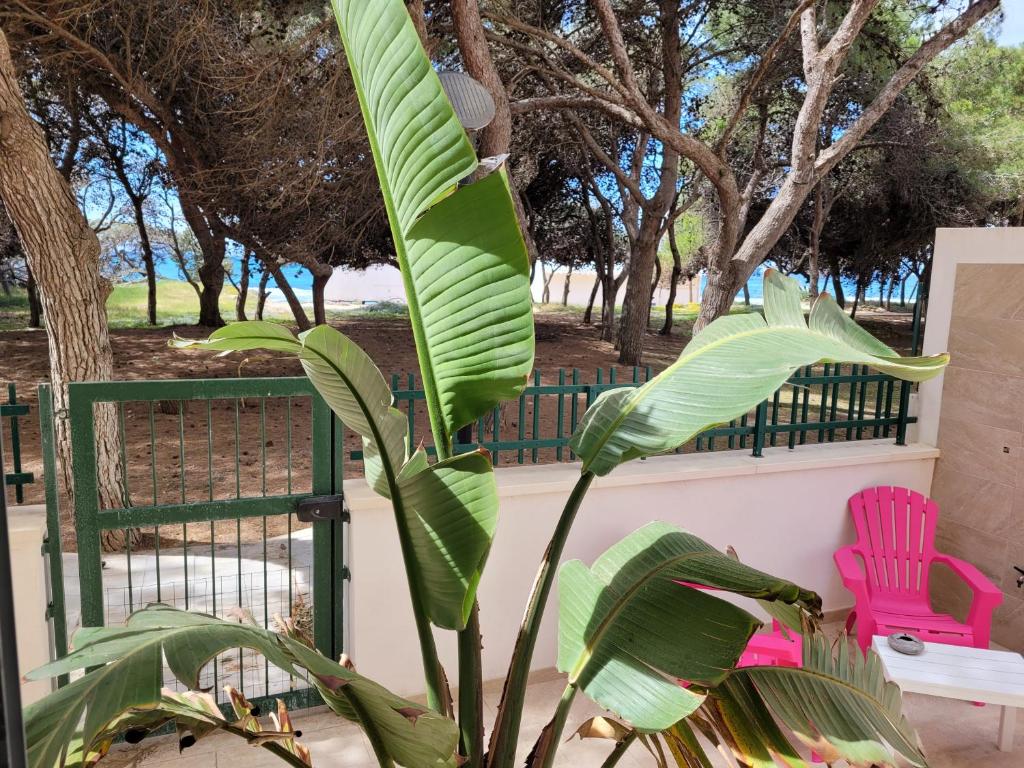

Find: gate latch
<box><xmin>296</xmin><ymin>494</ymin><xmax>349</xmax><ymax>523</ymax></box>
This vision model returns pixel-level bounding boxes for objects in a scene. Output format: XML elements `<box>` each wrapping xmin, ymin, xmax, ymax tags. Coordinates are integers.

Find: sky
<box><xmin>1000</xmin><ymin>0</ymin><xmax>1024</xmax><ymax>45</ymax></box>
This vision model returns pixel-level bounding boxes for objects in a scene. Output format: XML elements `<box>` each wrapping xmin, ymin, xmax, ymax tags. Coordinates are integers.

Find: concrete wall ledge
<box><xmin>346</xmin><ymin>440</ymin><xmax>941</xmax><ymax>508</ymax></box>
<box><xmin>345</xmin><ymin>439</ymin><xmax>940</xmax><ymax>696</ymax></box>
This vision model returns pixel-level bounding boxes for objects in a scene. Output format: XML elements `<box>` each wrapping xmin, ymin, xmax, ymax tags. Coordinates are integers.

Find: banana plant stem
<box><xmin>539</xmin><ymin>684</ymin><xmax>579</xmax><ymax>768</ymax></box>
<box><xmin>458</xmin><ymin>603</ymin><xmax>484</xmax><ymax>768</ymax></box>
<box><xmin>600</xmin><ymin>732</ymin><xmax>638</xmax><ymax>768</ymax></box>
<box><xmin>486</xmin><ymin>471</ymin><xmax>595</xmax><ymax>768</ymax></box>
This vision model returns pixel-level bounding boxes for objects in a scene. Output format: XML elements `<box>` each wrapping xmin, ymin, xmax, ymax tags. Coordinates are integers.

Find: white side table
<box><xmin>872</xmin><ymin>636</ymin><xmax>1024</xmax><ymax>752</ymax></box>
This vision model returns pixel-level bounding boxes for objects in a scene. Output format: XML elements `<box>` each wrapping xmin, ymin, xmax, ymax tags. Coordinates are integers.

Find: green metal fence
<box><xmin>349</xmin><ymin>364</ymin><xmax>916</xmax><ymax>466</ymax></box>
<box><xmin>46</xmin><ymin>378</ymin><xmax>347</xmax><ymax>712</ymax></box>
<box><xmin>1</xmin><ymin>384</ymin><xmax>34</xmax><ymax>502</ymax></box>
<box><xmin>39</xmin><ymin>363</ymin><xmax>915</xmax><ymax>713</ymax></box>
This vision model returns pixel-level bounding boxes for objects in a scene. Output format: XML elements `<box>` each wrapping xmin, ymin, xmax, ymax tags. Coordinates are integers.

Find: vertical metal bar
<box><xmin>882</xmin><ymin>378</ymin><xmax>895</xmax><ymax>438</ymax></box>
<box><xmin>872</xmin><ymin>376</ymin><xmax>885</xmax><ymax>438</ymax></box>
<box><xmin>895</xmin><ymin>380</ymin><xmax>912</xmax><ymax>446</ymax></box>
<box><xmin>856</xmin><ymin>368</ymin><xmax>868</xmax><ymax>440</ymax></box>
<box><xmin>788</xmin><ymin>378</ymin><xmax>800</xmax><ymax>450</ymax></box>
<box><xmin>769</xmin><ymin>389</ymin><xmax>781</xmax><ymax>447</ymax></box>
<box><xmin>7</xmin><ymin>384</ymin><xmax>23</xmax><ymax>503</ymax></box>
<box><xmin>178</xmin><ymin>403</ymin><xmax>188</xmax><ymax>610</ymax></box>
<box><xmin>207</xmin><ymin>399</ymin><xmax>218</xmax><ymax>694</ymax></box>
<box><xmin>517</xmin><ymin>390</ymin><xmax>525</xmax><ymax>464</ymax></box>
<box><xmin>752</xmin><ymin>400</ymin><xmax>768</xmax><ymax>458</ymax></box>
<box><xmin>286</xmin><ymin>397</ymin><xmax>293</xmax><ymax>495</ymax></box>
<box><xmin>531</xmin><ymin>370</ymin><xmax>540</xmax><ymax>463</ymax></box>
<box><xmin>799</xmin><ymin>365</ymin><xmax>811</xmax><ymax>444</ymax></box>
<box><xmin>331</xmin><ymin>410</ymin><xmax>345</xmax><ymax>660</ymax></box>
<box><xmin>556</xmin><ymin>369</ymin><xmax>565</xmax><ymax>462</ymax></box>
<box><xmin>828</xmin><ymin>364</ymin><xmax>841</xmax><ymax>441</ymax></box>
<box><xmin>846</xmin><ymin>365</ymin><xmax>858</xmax><ymax>441</ymax></box>
<box><xmin>37</xmin><ymin>385</ymin><xmax>68</xmax><ymax>678</ymax></box>
<box><xmin>570</xmin><ymin>368</ymin><xmax>580</xmax><ymax>459</ymax></box>
<box><xmin>69</xmin><ymin>387</ymin><xmax>104</xmax><ymax>629</ymax></box>
<box><xmin>817</xmin><ymin>364</ymin><xmax>830</xmax><ymax>442</ymax></box>
<box><xmin>310</xmin><ymin>393</ymin><xmax>334</xmax><ymax>657</ymax></box>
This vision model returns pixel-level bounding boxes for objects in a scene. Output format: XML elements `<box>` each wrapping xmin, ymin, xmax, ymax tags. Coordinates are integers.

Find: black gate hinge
<box><xmin>296</xmin><ymin>494</ymin><xmax>349</xmax><ymax>523</ymax></box>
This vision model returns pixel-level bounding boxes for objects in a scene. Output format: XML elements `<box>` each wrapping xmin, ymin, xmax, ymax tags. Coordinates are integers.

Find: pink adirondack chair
<box><xmin>835</xmin><ymin>486</ymin><xmax>1003</xmax><ymax>654</ymax></box>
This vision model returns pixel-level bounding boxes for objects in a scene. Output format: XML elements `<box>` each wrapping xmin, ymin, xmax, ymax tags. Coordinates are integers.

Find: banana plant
<box><xmin>22</xmin><ymin>1</ymin><xmax>950</xmax><ymax>767</ymax></box>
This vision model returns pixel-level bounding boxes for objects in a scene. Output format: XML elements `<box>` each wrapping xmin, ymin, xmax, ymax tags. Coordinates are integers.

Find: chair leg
<box><xmin>845</xmin><ymin>610</ymin><xmax>857</xmax><ymax>635</ymax></box>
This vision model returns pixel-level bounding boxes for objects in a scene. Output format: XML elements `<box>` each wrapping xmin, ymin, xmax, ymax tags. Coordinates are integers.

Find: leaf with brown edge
<box><xmin>572</xmin><ymin>716</ymin><xmax>632</xmax><ymax>743</ymax></box>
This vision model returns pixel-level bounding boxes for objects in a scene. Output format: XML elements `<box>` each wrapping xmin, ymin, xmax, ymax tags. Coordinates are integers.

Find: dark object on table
<box><xmin>888</xmin><ymin>632</ymin><xmax>925</xmax><ymax>655</ymax></box>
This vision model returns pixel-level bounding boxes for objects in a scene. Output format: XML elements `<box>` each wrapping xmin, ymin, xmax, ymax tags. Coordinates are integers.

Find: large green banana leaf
<box><xmin>557</xmin><ymin>522</ymin><xmax>819</xmax><ymax>731</ymax></box>
<box><xmin>570</xmin><ymin>270</ymin><xmax>949</xmax><ymax>476</ymax></box>
<box><xmin>331</xmin><ymin>0</ymin><xmax>534</xmax><ymax>453</ymax></box>
<box><xmin>734</xmin><ymin>632</ymin><xmax>927</xmax><ymax>767</ymax></box>
<box><xmin>24</xmin><ymin>605</ymin><xmax>459</xmax><ymax>768</ymax></box>
<box><xmin>172</xmin><ymin>322</ymin><xmax>496</xmax><ymax>631</ymax></box>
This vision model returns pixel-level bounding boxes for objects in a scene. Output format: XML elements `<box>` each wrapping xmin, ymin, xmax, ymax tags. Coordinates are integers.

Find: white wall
<box><xmin>324</xmin><ymin>264</ymin><xmax>406</xmax><ymax>304</ymax></box>
<box><xmin>918</xmin><ymin>227</ymin><xmax>1024</xmax><ymax>447</ymax></box>
<box><xmin>8</xmin><ymin>505</ymin><xmax>52</xmax><ymax>705</ymax></box>
<box><xmin>345</xmin><ymin>440</ymin><xmax>937</xmax><ymax>697</ymax></box>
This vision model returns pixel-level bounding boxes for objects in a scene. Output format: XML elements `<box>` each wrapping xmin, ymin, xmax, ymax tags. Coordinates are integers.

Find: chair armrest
<box><xmin>931</xmin><ymin>554</ymin><xmax>1003</xmax><ymax>605</ymax></box>
<box><xmin>834</xmin><ymin>546</ymin><xmax>871</xmax><ymax>604</ymax></box>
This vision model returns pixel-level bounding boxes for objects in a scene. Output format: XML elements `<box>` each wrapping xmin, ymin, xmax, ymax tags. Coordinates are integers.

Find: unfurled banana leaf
<box><xmin>24</xmin><ymin>605</ymin><xmax>459</xmax><ymax>768</ymax></box>
<box><xmin>557</xmin><ymin>522</ymin><xmax>819</xmax><ymax>731</ymax></box>
<box><xmin>734</xmin><ymin>633</ymin><xmax>926</xmax><ymax>767</ymax></box>
<box><xmin>172</xmin><ymin>323</ymin><xmax>496</xmax><ymax>631</ymax></box>
<box><xmin>570</xmin><ymin>270</ymin><xmax>949</xmax><ymax>476</ymax></box>
<box><xmin>331</xmin><ymin>0</ymin><xmax>534</xmax><ymax>454</ymax></box>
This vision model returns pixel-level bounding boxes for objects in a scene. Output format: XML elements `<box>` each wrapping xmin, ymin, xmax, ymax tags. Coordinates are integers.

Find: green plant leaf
<box><xmin>708</xmin><ymin>676</ymin><xmax>808</xmax><ymax>768</ymax></box>
<box><xmin>557</xmin><ymin>522</ymin><xmax>819</xmax><ymax>731</ymax></box>
<box><xmin>173</xmin><ymin>323</ymin><xmax>497</xmax><ymax>632</ymax></box>
<box><xmin>331</xmin><ymin>0</ymin><xmax>534</xmax><ymax>452</ymax></box>
<box><xmin>734</xmin><ymin>633</ymin><xmax>927</xmax><ymax>767</ymax></box>
<box><xmin>398</xmin><ymin>448</ymin><xmax>499</xmax><ymax>630</ymax></box>
<box><xmin>25</xmin><ymin>606</ymin><xmax>460</xmax><ymax>768</ymax></box>
<box><xmin>569</xmin><ymin>270</ymin><xmax>949</xmax><ymax>476</ymax></box>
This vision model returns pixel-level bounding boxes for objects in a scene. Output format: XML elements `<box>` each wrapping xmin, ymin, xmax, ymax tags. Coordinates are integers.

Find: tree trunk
<box><xmin>127</xmin><ymin>195</ymin><xmax>158</xmax><ymax>326</ymax></box>
<box><xmin>255</xmin><ymin>268</ymin><xmax>271</xmax><ymax>320</ymax></box>
<box><xmin>741</xmin><ymin>282</ymin><xmax>751</xmax><ymax>306</ymax></box>
<box><xmin>826</xmin><ymin>252</ymin><xmax>845</xmax><ymax>308</ymax></box>
<box><xmin>312</xmin><ymin>269</ymin><xmax>330</xmax><ymax>326</ymax></box>
<box><xmin>26</xmin><ymin>266</ymin><xmax>42</xmax><ymax>328</ymax></box>
<box><xmin>900</xmin><ymin>275</ymin><xmax>907</xmax><ymax>308</ymax></box>
<box><xmin>650</xmin><ymin>257</ymin><xmax>662</xmax><ymax>304</ymax></box>
<box><xmin>267</xmin><ymin>261</ymin><xmax>311</xmax><ymax>330</ymax></box>
<box><xmin>850</xmin><ymin>277</ymin><xmax>864</xmax><ymax>319</ymax></box>
<box><xmin>660</xmin><ymin>224</ymin><xmax>683</xmax><ymax>336</ymax></box>
<box><xmin>197</xmin><ymin>237</ymin><xmax>226</xmax><ymax>327</ymax></box>
<box><xmin>583</xmin><ymin>273</ymin><xmax>600</xmax><ymax>324</ymax></box>
<box><xmin>697</xmin><ymin>258</ymin><xmax>740</xmax><ymax>332</ymax></box>
<box><xmin>451</xmin><ymin>0</ymin><xmax>539</xmax><ymax>267</ymax></box>
<box><xmin>600</xmin><ymin>272</ymin><xmax>618</xmax><ymax>343</ymax></box>
<box><xmin>616</xmin><ymin>227</ymin><xmax>660</xmax><ymax>365</ymax></box>
<box><xmin>561</xmin><ymin>265</ymin><xmax>572</xmax><ymax>306</ymax></box>
<box><xmin>235</xmin><ymin>253</ymin><xmax>250</xmax><ymax>321</ymax></box>
<box><xmin>0</xmin><ymin>29</ymin><xmax>133</xmax><ymax>550</ymax></box>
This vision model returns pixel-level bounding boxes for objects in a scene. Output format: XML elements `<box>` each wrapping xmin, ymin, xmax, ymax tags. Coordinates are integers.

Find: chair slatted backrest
<box><xmin>848</xmin><ymin>486</ymin><xmax>939</xmax><ymax>598</ymax></box>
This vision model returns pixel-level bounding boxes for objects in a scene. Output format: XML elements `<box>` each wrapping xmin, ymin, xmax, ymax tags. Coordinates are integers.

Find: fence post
<box><xmin>751</xmin><ymin>400</ymin><xmax>768</xmax><ymax>458</ymax></box>
<box><xmin>895</xmin><ymin>381</ymin><xmax>911</xmax><ymax>446</ymax></box>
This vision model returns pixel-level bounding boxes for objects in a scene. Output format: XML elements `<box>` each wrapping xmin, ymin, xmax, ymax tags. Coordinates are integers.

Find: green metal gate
<box><xmin>43</xmin><ymin>377</ymin><xmax>347</xmax><ymax>711</ymax></box>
